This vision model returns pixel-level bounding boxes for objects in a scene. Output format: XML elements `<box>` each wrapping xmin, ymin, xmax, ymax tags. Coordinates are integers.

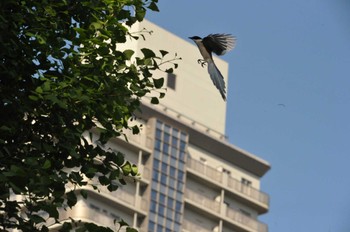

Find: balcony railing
<box><xmin>184</xmin><ymin>188</ymin><xmax>267</xmax><ymax>232</ymax></box>
<box><xmin>187</xmin><ymin>157</ymin><xmax>223</xmax><ymax>183</ymax></box>
<box><xmin>184</xmin><ymin>188</ymin><xmax>220</xmax><ymax>213</ymax></box>
<box><xmin>89</xmin><ymin>178</ymin><xmax>149</xmax><ymax>212</ymax></box>
<box><xmin>182</xmin><ymin>219</ymin><xmax>213</xmax><ymax>232</ymax></box>
<box><xmin>226</xmin><ymin>207</ymin><xmax>268</xmax><ymax>232</ymax></box>
<box><xmin>227</xmin><ymin>177</ymin><xmax>269</xmax><ymax>206</ymax></box>
<box><xmin>187</xmin><ymin>157</ymin><xmax>269</xmax><ymax>207</ymax></box>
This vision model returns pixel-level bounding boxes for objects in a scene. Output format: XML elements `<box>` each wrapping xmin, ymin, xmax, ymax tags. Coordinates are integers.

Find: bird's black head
<box><xmin>189</xmin><ymin>36</ymin><xmax>202</xmax><ymax>40</ymax></box>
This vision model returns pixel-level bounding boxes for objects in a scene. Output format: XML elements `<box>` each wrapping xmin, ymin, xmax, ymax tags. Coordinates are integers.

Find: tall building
<box><xmin>55</xmin><ymin>20</ymin><xmax>270</xmax><ymax>232</ymax></box>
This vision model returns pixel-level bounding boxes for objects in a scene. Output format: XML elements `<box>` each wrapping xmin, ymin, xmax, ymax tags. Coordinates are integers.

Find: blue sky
<box><xmin>147</xmin><ymin>1</ymin><xmax>350</xmax><ymax>232</ymax></box>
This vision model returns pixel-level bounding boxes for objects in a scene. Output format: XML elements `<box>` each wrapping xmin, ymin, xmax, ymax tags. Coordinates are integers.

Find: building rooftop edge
<box><xmin>138</xmin><ymin>102</ymin><xmax>271</xmax><ymax>177</ymax></box>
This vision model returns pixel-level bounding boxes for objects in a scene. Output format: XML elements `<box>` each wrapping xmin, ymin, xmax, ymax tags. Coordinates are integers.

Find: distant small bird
<box><xmin>189</xmin><ymin>34</ymin><xmax>236</xmax><ymax>100</ymax></box>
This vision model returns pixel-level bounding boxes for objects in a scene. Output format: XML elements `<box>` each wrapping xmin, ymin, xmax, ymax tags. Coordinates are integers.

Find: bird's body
<box><xmin>189</xmin><ymin>34</ymin><xmax>236</xmax><ymax>100</ymax></box>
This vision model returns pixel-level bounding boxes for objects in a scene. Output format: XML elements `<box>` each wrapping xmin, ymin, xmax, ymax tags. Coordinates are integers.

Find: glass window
<box><xmin>151</xmin><ymin>190</ymin><xmax>157</xmax><ymax>201</ymax></box>
<box><xmin>175</xmin><ymin>212</ymin><xmax>182</xmax><ymax>222</ymax></box>
<box><xmin>167</xmin><ymin>73</ymin><xmax>176</xmax><ymax>90</ymax></box>
<box><xmin>179</xmin><ymin>151</ymin><xmax>185</xmax><ymax>161</ymax></box>
<box><xmin>178</xmin><ymin>160</ymin><xmax>184</xmax><ymax>170</ymax></box>
<box><xmin>160</xmin><ymin>184</ymin><xmax>167</xmax><ymax>194</ymax></box>
<box><xmin>168</xmin><ymin>188</ymin><xmax>174</xmax><ymax>199</ymax></box>
<box><xmin>169</xmin><ymin>177</ymin><xmax>175</xmax><ymax>188</ymax></box>
<box><xmin>166</xmin><ymin>219</ymin><xmax>172</xmax><ymax>229</ymax></box>
<box><xmin>170</xmin><ymin>166</ymin><xmax>176</xmax><ymax>176</ymax></box>
<box><xmin>156</xmin><ymin>129</ymin><xmax>162</xmax><ymax>139</ymax></box>
<box><xmin>154</xmin><ymin>150</ymin><xmax>161</xmax><ymax>160</ymax></box>
<box><xmin>166</xmin><ymin>208</ymin><xmax>173</xmax><ymax>219</ymax></box>
<box><xmin>152</xmin><ymin>170</ymin><xmax>159</xmax><ymax>181</ymax></box>
<box><xmin>157</xmin><ymin>224</ymin><xmax>163</xmax><ymax>232</ymax></box>
<box><xmin>161</xmin><ymin>162</ymin><xmax>168</xmax><ymax>174</ymax></box>
<box><xmin>172</xmin><ymin>128</ymin><xmax>179</xmax><ymax>137</ymax></box>
<box><xmin>159</xmin><ymin>204</ymin><xmax>165</xmax><ymax>216</ymax></box>
<box><xmin>164</xmin><ymin>124</ymin><xmax>171</xmax><ymax>133</ymax></box>
<box><xmin>163</xmin><ymin>143</ymin><xmax>169</xmax><ymax>154</ymax></box>
<box><xmin>177</xmin><ymin>170</ymin><xmax>184</xmax><ymax>181</ymax></box>
<box><xmin>170</xmin><ymin>157</ymin><xmax>177</xmax><ymax>167</ymax></box>
<box><xmin>148</xmin><ymin>221</ymin><xmax>155</xmax><ymax>231</ymax></box>
<box><xmin>156</xmin><ymin>120</ymin><xmax>163</xmax><ymax>129</ymax></box>
<box><xmin>180</xmin><ymin>132</ymin><xmax>187</xmax><ymax>141</ymax></box>
<box><xmin>150</xmin><ymin>200</ymin><xmax>157</xmax><ymax>212</ymax></box>
<box><xmin>153</xmin><ymin>159</ymin><xmax>160</xmax><ymax>170</ymax></box>
<box><xmin>151</xmin><ymin>181</ymin><xmax>158</xmax><ymax>190</ymax></box>
<box><xmin>177</xmin><ymin>181</ymin><xmax>183</xmax><ymax>191</ymax></box>
<box><xmin>158</xmin><ymin>216</ymin><xmax>165</xmax><ymax>225</ymax></box>
<box><xmin>176</xmin><ymin>191</ymin><xmax>183</xmax><ymax>200</ymax></box>
<box><xmin>174</xmin><ymin>222</ymin><xmax>180</xmax><ymax>231</ymax></box>
<box><xmin>161</xmin><ymin>174</ymin><xmax>167</xmax><ymax>185</ymax></box>
<box><xmin>159</xmin><ymin>193</ymin><xmax>166</xmax><ymax>204</ymax></box>
<box><xmin>149</xmin><ymin>212</ymin><xmax>156</xmax><ymax>221</ymax></box>
<box><xmin>162</xmin><ymin>154</ymin><xmax>169</xmax><ymax>164</ymax></box>
<box><xmin>163</xmin><ymin>132</ymin><xmax>170</xmax><ymax>143</ymax></box>
<box><xmin>171</xmin><ymin>136</ymin><xmax>178</xmax><ymax>147</ymax></box>
<box><xmin>171</xmin><ymin>147</ymin><xmax>177</xmax><ymax>157</ymax></box>
<box><xmin>166</xmin><ymin>228</ymin><xmax>172</xmax><ymax>232</ymax></box>
<box><xmin>175</xmin><ymin>201</ymin><xmax>182</xmax><ymax>212</ymax></box>
<box><xmin>167</xmin><ymin>198</ymin><xmax>174</xmax><ymax>209</ymax></box>
<box><xmin>180</xmin><ymin>141</ymin><xmax>186</xmax><ymax>151</ymax></box>
<box><xmin>155</xmin><ymin>139</ymin><xmax>162</xmax><ymax>151</ymax></box>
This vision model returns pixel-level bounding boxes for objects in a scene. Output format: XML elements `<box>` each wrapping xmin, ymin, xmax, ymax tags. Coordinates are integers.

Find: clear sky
<box><xmin>147</xmin><ymin>1</ymin><xmax>350</xmax><ymax>232</ymax></box>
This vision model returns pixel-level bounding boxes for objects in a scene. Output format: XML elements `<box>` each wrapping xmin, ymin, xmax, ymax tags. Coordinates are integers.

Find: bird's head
<box><xmin>189</xmin><ymin>36</ymin><xmax>202</xmax><ymax>41</ymax></box>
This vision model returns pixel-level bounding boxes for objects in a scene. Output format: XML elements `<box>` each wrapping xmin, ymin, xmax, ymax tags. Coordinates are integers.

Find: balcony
<box><xmin>187</xmin><ymin>157</ymin><xmax>269</xmax><ymax>212</ymax></box>
<box><xmin>227</xmin><ymin>177</ymin><xmax>269</xmax><ymax>207</ymax></box>
<box><xmin>185</xmin><ymin>188</ymin><xmax>221</xmax><ymax>214</ymax></box>
<box><xmin>187</xmin><ymin>157</ymin><xmax>223</xmax><ymax>184</ymax></box>
<box><xmin>87</xmin><ymin>178</ymin><xmax>148</xmax><ymax>213</ymax></box>
<box><xmin>184</xmin><ymin>188</ymin><xmax>267</xmax><ymax>232</ymax></box>
<box><xmin>182</xmin><ymin>219</ymin><xmax>213</xmax><ymax>232</ymax></box>
<box><xmin>226</xmin><ymin>207</ymin><xmax>268</xmax><ymax>232</ymax></box>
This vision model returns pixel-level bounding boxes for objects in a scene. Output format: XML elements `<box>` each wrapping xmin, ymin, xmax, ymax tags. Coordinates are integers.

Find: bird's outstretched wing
<box><xmin>203</xmin><ymin>34</ymin><xmax>236</xmax><ymax>56</ymax></box>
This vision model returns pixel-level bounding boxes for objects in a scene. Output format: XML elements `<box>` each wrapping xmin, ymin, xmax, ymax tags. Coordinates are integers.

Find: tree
<box><xmin>0</xmin><ymin>0</ymin><xmax>178</xmax><ymax>231</ymax></box>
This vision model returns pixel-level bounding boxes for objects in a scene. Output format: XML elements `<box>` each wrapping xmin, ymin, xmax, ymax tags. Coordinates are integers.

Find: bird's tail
<box><xmin>207</xmin><ymin>60</ymin><xmax>226</xmax><ymax>100</ymax></box>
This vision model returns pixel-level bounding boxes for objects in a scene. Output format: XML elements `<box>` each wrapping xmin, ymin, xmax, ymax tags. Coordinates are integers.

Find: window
<box><xmin>156</xmin><ymin>129</ymin><xmax>162</xmax><ymax>139</ymax></box>
<box><xmin>241</xmin><ymin>178</ymin><xmax>252</xmax><ymax>186</ymax></box>
<box><xmin>153</xmin><ymin>159</ymin><xmax>160</xmax><ymax>170</ymax></box>
<box><xmin>172</xmin><ymin>136</ymin><xmax>178</xmax><ymax>147</ymax></box>
<box><xmin>175</xmin><ymin>201</ymin><xmax>182</xmax><ymax>212</ymax></box>
<box><xmin>166</xmin><ymin>208</ymin><xmax>173</xmax><ymax>219</ymax></box>
<box><xmin>161</xmin><ymin>174</ymin><xmax>167</xmax><ymax>185</ymax></box>
<box><xmin>159</xmin><ymin>193</ymin><xmax>166</xmax><ymax>204</ymax></box>
<box><xmin>167</xmin><ymin>73</ymin><xmax>176</xmax><ymax>90</ymax></box>
<box><xmin>180</xmin><ymin>141</ymin><xmax>186</xmax><ymax>151</ymax></box>
<box><xmin>159</xmin><ymin>205</ymin><xmax>165</xmax><ymax>216</ymax></box>
<box><xmin>155</xmin><ymin>139</ymin><xmax>161</xmax><ymax>151</ymax></box>
<box><xmin>170</xmin><ymin>166</ymin><xmax>176</xmax><ymax>176</ymax></box>
<box><xmin>148</xmin><ymin>221</ymin><xmax>155</xmax><ymax>231</ymax></box>
<box><xmin>222</xmin><ymin>168</ymin><xmax>231</xmax><ymax>175</ymax></box>
<box><xmin>157</xmin><ymin>224</ymin><xmax>163</xmax><ymax>232</ymax></box>
<box><xmin>161</xmin><ymin>162</ymin><xmax>168</xmax><ymax>174</ymax></box>
<box><xmin>163</xmin><ymin>132</ymin><xmax>170</xmax><ymax>143</ymax></box>
<box><xmin>163</xmin><ymin>143</ymin><xmax>169</xmax><ymax>154</ymax></box>
<box><xmin>150</xmin><ymin>201</ymin><xmax>157</xmax><ymax>212</ymax></box>
<box><xmin>167</xmin><ymin>198</ymin><xmax>174</xmax><ymax>209</ymax></box>
<box><xmin>151</xmin><ymin>190</ymin><xmax>157</xmax><ymax>200</ymax></box>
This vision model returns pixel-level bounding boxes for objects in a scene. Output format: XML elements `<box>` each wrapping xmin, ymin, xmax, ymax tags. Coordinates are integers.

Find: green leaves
<box><xmin>153</xmin><ymin>78</ymin><xmax>164</xmax><ymax>89</ymax></box>
<box><xmin>0</xmin><ymin>0</ymin><xmax>180</xmax><ymax>231</ymax></box>
<box><xmin>141</xmin><ymin>48</ymin><xmax>156</xmax><ymax>58</ymax></box>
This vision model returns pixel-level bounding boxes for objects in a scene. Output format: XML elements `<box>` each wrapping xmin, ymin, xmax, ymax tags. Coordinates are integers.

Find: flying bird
<box><xmin>189</xmin><ymin>34</ymin><xmax>236</xmax><ymax>100</ymax></box>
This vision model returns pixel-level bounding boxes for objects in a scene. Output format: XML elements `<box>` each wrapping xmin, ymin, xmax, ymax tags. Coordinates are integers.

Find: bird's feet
<box><xmin>197</xmin><ymin>59</ymin><xmax>207</xmax><ymax>67</ymax></box>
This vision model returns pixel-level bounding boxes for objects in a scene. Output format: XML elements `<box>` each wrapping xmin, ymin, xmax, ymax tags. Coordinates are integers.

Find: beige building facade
<box><xmin>54</xmin><ymin>20</ymin><xmax>270</xmax><ymax>232</ymax></box>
